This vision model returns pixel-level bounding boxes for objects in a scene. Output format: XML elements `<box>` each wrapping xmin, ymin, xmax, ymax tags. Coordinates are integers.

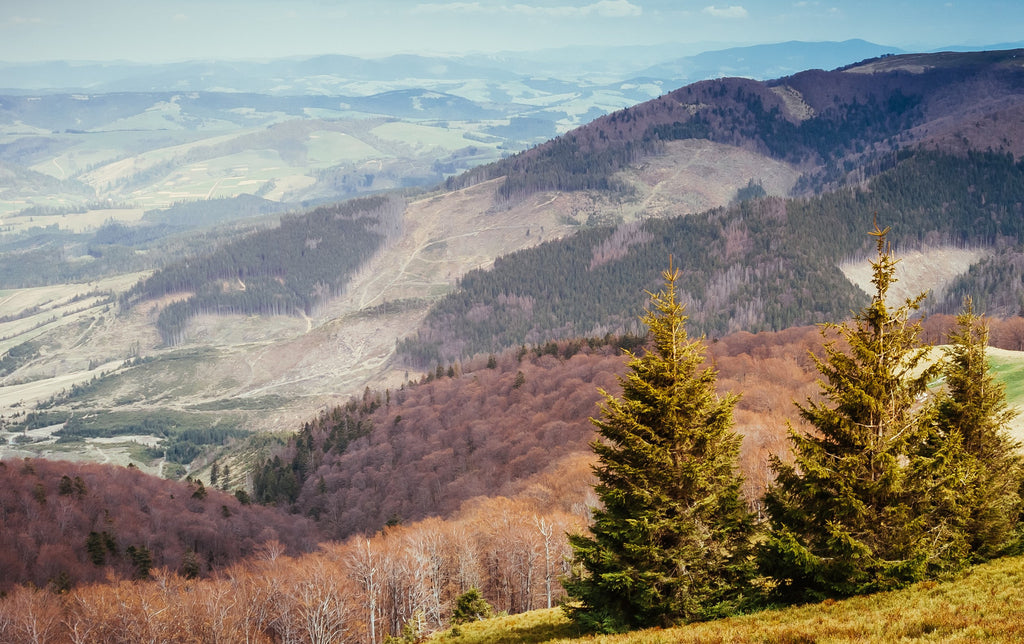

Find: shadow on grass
<box><xmin>501</xmin><ymin>620</ymin><xmax>589</xmax><ymax>643</ymax></box>
<box><xmin>440</xmin><ymin>610</ymin><xmax>591</xmax><ymax>643</ymax></box>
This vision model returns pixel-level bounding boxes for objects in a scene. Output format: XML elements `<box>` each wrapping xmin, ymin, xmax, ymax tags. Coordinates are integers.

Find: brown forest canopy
<box><xmin>0</xmin><ymin>458</ymin><xmax>320</xmax><ymax>592</ymax></box>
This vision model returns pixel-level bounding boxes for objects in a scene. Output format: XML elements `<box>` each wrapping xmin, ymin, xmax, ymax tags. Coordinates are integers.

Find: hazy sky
<box><xmin>1</xmin><ymin>0</ymin><xmax>1021</xmax><ymax>62</ymax></box>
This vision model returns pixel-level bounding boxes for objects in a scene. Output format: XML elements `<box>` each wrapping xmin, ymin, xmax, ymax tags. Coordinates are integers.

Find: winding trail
<box><xmin>206</xmin><ymin>177</ymin><xmax>224</xmax><ymax>200</ymax></box>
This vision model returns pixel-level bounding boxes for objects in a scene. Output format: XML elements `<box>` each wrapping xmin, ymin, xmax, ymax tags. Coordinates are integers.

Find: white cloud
<box><xmin>702</xmin><ymin>5</ymin><xmax>749</xmax><ymax>19</ymax></box>
<box><xmin>413</xmin><ymin>1</ymin><xmax>641</xmax><ymax>18</ymax></box>
<box><xmin>588</xmin><ymin>0</ymin><xmax>643</xmax><ymax>17</ymax></box>
<box><xmin>413</xmin><ymin>1</ymin><xmax>485</xmax><ymax>13</ymax></box>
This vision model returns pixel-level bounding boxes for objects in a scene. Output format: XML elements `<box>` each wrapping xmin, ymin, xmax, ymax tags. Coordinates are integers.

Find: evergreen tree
<box><xmin>934</xmin><ymin>299</ymin><xmax>1024</xmax><ymax>559</ymax></box>
<box><xmin>451</xmin><ymin>588</ymin><xmax>492</xmax><ymax>625</ymax></box>
<box><xmin>181</xmin><ymin>549</ymin><xmax>201</xmax><ymax>579</ymax></box>
<box><xmin>758</xmin><ymin>222</ymin><xmax>952</xmax><ymax>601</ymax></box>
<box><xmin>85</xmin><ymin>531</ymin><xmax>106</xmax><ymax>566</ymax></box>
<box><xmin>126</xmin><ymin>545</ymin><xmax>153</xmax><ymax>580</ymax></box>
<box><xmin>563</xmin><ymin>264</ymin><xmax>755</xmax><ymax>633</ymax></box>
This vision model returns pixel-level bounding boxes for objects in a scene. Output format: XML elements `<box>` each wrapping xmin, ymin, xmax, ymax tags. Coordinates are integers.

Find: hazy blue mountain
<box><xmin>0</xmin><ymin>41</ymin><xmax>906</xmax><ymax>96</ymax></box>
<box><xmin>638</xmin><ymin>39</ymin><xmax>906</xmax><ymax>83</ymax></box>
<box><xmin>932</xmin><ymin>40</ymin><xmax>1024</xmax><ymax>52</ymax></box>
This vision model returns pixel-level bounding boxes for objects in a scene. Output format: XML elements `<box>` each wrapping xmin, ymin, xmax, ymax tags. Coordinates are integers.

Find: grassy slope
<box><xmin>437</xmin><ymin>555</ymin><xmax>1024</xmax><ymax>643</ymax></box>
<box><xmin>990</xmin><ymin>350</ymin><xmax>1024</xmax><ymax>407</ymax></box>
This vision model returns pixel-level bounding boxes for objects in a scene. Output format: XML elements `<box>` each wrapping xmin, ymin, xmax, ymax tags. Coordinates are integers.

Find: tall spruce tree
<box><xmin>759</xmin><ymin>222</ymin><xmax>954</xmax><ymax>600</ymax></box>
<box><xmin>563</xmin><ymin>264</ymin><xmax>755</xmax><ymax>633</ymax></box>
<box><xmin>934</xmin><ymin>299</ymin><xmax>1024</xmax><ymax>560</ymax></box>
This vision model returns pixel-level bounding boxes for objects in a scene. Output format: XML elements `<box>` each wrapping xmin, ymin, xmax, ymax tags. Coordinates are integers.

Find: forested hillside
<box><xmin>0</xmin><ymin>196</ymin><xmax>292</xmax><ymax>290</ymax></box>
<box><xmin>403</xmin><ymin>150</ymin><xmax>1024</xmax><ymax>365</ymax></box>
<box><xmin>255</xmin><ymin>312</ymin><xmax>1024</xmax><ymax>537</ymax></box>
<box><xmin>0</xmin><ymin>458</ymin><xmax>319</xmax><ymax>593</ymax></box>
<box><xmin>256</xmin><ymin>326</ymin><xmax>851</xmax><ymax>539</ymax></box>
<box><xmin>4</xmin><ymin>313</ymin><xmax>1024</xmax><ymax>639</ymax></box>
<box><xmin>128</xmin><ymin>194</ymin><xmax>404</xmax><ymax>344</ymax></box>
<box><xmin>448</xmin><ymin>49</ymin><xmax>1024</xmax><ymax>203</ymax></box>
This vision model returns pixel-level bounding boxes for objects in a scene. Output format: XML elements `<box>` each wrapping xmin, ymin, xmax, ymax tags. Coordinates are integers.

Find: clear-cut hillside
<box><xmin>5</xmin><ymin>48</ymin><xmax>1024</xmax><ymax>478</ymax></box>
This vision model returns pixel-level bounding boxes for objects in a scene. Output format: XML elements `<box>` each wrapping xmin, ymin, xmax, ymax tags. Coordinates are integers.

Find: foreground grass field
<box><xmin>434</xmin><ymin>555</ymin><xmax>1024</xmax><ymax>643</ymax></box>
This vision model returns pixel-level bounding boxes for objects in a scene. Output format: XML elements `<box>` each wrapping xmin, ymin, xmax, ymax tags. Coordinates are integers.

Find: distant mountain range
<box><xmin>8</xmin><ymin>39</ymin><xmax>1021</xmax><ymax>96</ymax></box>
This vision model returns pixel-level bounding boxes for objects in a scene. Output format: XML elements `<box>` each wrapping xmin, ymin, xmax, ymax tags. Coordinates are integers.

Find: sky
<box><xmin>0</xmin><ymin>0</ymin><xmax>1022</xmax><ymax>63</ymax></box>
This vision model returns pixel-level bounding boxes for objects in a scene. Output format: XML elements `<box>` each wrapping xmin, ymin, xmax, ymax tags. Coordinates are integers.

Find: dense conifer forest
<box><xmin>403</xmin><ymin>151</ymin><xmax>1024</xmax><ymax>365</ymax></box>
<box><xmin>127</xmin><ymin>194</ymin><xmax>404</xmax><ymax>344</ymax></box>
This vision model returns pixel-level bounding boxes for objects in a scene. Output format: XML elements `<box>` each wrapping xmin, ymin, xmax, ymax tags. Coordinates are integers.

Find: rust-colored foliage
<box><xmin>6</xmin><ymin>319</ymin><xmax>1024</xmax><ymax>641</ymax></box>
<box><xmin>0</xmin><ymin>459</ymin><xmax>319</xmax><ymax>593</ymax></box>
<box><xmin>271</xmin><ymin>328</ymin><xmax>835</xmax><ymax>539</ymax></box>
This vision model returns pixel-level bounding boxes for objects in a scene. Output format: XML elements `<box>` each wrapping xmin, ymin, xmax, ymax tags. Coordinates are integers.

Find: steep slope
<box><xmin>449</xmin><ymin>48</ymin><xmax>1024</xmax><ymax>201</ymax></box>
<box><xmin>253</xmin><ymin>329</ymin><xmax>820</xmax><ymax>539</ymax></box>
<box><xmin>404</xmin><ymin>150</ymin><xmax>1024</xmax><ymax>364</ymax></box>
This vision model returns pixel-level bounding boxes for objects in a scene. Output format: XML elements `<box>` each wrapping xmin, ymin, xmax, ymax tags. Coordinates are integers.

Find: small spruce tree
<box><xmin>934</xmin><ymin>299</ymin><xmax>1024</xmax><ymax>559</ymax></box>
<box><xmin>127</xmin><ymin>545</ymin><xmax>153</xmax><ymax>580</ymax></box>
<box><xmin>451</xmin><ymin>588</ymin><xmax>492</xmax><ymax>624</ymax></box>
<box><xmin>759</xmin><ymin>222</ymin><xmax>954</xmax><ymax>600</ymax></box>
<box><xmin>85</xmin><ymin>531</ymin><xmax>107</xmax><ymax>566</ymax></box>
<box><xmin>563</xmin><ymin>264</ymin><xmax>755</xmax><ymax>633</ymax></box>
<box><xmin>181</xmin><ymin>549</ymin><xmax>201</xmax><ymax>579</ymax></box>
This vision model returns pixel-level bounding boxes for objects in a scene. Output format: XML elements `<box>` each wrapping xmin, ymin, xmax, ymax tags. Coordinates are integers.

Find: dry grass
<box><xmin>434</xmin><ymin>555</ymin><xmax>1024</xmax><ymax>643</ymax></box>
<box><xmin>839</xmin><ymin>245</ymin><xmax>989</xmax><ymax>308</ymax></box>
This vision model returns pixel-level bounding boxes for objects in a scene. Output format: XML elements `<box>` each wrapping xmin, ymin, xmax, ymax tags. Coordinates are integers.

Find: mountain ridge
<box><xmin>1</xmin><ymin>41</ymin><xmax>904</xmax><ymax>94</ymax></box>
<box><xmin>4</xmin><ymin>47</ymin><xmax>1024</xmax><ymax>480</ymax></box>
